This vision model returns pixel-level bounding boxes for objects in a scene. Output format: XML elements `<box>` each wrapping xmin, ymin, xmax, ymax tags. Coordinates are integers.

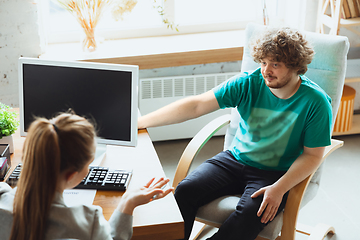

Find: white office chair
<box><xmin>172</xmin><ymin>22</ymin><xmax>349</xmax><ymax>240</ymax></box>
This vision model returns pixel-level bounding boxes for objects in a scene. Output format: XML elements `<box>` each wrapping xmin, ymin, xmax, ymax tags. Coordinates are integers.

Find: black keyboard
<box><xmin>6</xmin><ymin>164</ymin><xmax>132</xmax><ymax>191</ymax></box>
<box><xmin>75</xmin><ymin>166</ymin><xmax>132</xmax><ymax>191</ymax></box>
<box><xmin>5</xmin><ymin>164</ymin><xmax>22</xmax><ymax>187</ymax></box>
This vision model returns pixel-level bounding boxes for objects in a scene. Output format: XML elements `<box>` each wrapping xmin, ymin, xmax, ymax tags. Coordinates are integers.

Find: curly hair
<box><xmin>251</xmin><ymin>27</ymin><xmax>314</xmax><ymax>75</ymax></box>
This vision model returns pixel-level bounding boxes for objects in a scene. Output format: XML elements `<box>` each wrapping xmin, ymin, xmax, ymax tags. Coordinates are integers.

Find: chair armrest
<box><xmin>172</xmin><ymin>114</ymin><xmax>231</xmax><ymax>190</ymax></box>
<box><xmin>323</xmin><ymin>139</ymin><xmax>344</xmax><ymax>159</ymax></box>
<box><xmin>280</xmin><ymin>139</ymin><xmax>344</xmax><ymax>240</ymax></box>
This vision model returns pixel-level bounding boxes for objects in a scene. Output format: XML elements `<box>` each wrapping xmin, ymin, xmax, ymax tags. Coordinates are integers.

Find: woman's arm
<box><xmin>108</xmin><ymin>178</ymin><xmax>173</xmax><ymax>240</ymax></box>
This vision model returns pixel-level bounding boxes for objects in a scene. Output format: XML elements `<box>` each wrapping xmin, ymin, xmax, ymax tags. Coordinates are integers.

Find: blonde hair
<box><xmin>251</xmin><ymin>27</ymin><xmax>314</xmax><ymax>75</ymax></box>
<box><xmin>10</xmin><ymin>113</ymin><xmax>96</xmax><ymax>240</ymax></box>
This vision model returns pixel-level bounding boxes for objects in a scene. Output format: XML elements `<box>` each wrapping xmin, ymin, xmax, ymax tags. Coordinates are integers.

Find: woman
<box><xmin>0</xmin><ymin>112</ymin><xmax>172</xmax><ymax>240</ymax></box>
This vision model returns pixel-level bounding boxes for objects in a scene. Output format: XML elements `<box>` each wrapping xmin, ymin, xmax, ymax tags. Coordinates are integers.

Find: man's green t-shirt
<box><xmin>213</xmin><ymin>68</ymin><xmax>332</xmax><ymax>171</ymax></box>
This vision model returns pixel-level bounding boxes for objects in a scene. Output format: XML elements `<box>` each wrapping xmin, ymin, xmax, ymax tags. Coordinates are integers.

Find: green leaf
<box><xmin>0</xmin><ymin>102</ymin><xmax>19</xmax><ymax>138</ymax></box>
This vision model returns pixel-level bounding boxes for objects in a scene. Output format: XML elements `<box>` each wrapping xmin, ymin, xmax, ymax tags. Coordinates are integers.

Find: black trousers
<box><xmin>174</xmin><ymin>151</ymin><xmax>289</xmax><ymax>240</ymax></box>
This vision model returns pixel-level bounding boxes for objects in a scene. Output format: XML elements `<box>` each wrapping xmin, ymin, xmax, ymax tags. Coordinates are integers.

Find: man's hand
<box><xmin>251</xmin><ymin>184</ymin><xmax>285</xmax><ymax>224</ymax></box>
<box><xmin>251</xmin><ymin>146</ymin><xmax>325</xmax><ymax>224</ymax></box>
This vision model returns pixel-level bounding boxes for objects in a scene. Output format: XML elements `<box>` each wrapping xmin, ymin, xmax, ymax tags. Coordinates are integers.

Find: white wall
<box><xmin>0</xmin><ymin>0</ymin><xmax>359</xmax><ymax>109</ymax></box>
<box><xmin>0</xmin><ymin>0</ymin><xmax>42</xmax><ymax>107</ymax></box>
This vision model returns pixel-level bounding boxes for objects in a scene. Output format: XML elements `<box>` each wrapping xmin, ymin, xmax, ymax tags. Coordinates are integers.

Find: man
<box><xmin>138</xmin><ymin>27</ymin><xmax>332</xmax><ymax>240</ymax></box>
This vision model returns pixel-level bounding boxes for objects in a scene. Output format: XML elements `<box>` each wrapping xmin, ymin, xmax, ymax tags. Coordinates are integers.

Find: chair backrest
<box><xmin>224</xmin><ymin>22</ymin><xmax>349</xmax><ymax>205</ymax></box>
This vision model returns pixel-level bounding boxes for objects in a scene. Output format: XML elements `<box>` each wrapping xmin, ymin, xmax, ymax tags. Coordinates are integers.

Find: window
<box><xmin>39</xmin><ymin>0</ymin><xmax>283</xmax><ymax>44</ymax></box>
<box><xmin>174</xmin><ymin>0</ymin><xmax>261</xmax><ymax>27</ymax></box>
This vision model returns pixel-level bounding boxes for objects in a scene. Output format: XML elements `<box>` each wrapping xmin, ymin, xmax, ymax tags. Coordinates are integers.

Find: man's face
<box><xmin>260</xmin><ymin>58</ymin><xmax>298</xmax><ymax>89</ymax></box>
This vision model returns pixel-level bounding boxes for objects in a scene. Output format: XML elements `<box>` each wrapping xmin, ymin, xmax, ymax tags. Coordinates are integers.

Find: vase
<box><xmin>81</xmin><ymin>27</ymin><xmax>97</xmax><ymax>52</ymax></box>
<box><xmin>0</xmin><ymin>135</ymin><xmax>14</xmax><ymax>154</ymax></box>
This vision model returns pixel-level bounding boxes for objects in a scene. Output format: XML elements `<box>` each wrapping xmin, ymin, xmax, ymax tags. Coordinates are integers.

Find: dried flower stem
<box><xmin>54</xmin><ymin>0</ymin><xmax>110</xmax><ymax>51</ymax></box>
<box><xmin>53</xmin><ymin>0</ymin><xmax>178</xmax><ymax>51</ymax></box>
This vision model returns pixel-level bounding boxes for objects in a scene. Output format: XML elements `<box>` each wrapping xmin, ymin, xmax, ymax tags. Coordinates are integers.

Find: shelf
<box><xmin>345</xmin><ymin>77</ymin><xmax>360</xmax><ymax>83</ymax></box>
<box><xmin>333</xmin><ymin>114</ymin><xmax>360</xmax><ymax>136</ymax></box>
<box><xmin>317</xmin><ymin>0</ymin><xmax>360</xmax><ymax>37</ymax></box>
<box><xmin>321</xmin><ymin>14</ymin><xmax>360</xmax><ymax>27</ymax></box>
<box><xmin>339</xmin><ymin>17</ymin><xmax>360</xmax><ymax>27</ymax></box>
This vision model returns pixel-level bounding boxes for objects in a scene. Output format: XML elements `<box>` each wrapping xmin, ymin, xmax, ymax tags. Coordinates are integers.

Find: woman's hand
<box><xmin>117</xmin><ymin>177</ymin><xmax>174</xmax><ymax>215</ymax></box>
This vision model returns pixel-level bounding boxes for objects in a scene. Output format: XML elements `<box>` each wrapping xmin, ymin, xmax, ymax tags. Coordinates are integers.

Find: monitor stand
<box><xmin>90</xmin><ymin>143</ymin><xmax>107</xmax><ymax>167</ymax></box>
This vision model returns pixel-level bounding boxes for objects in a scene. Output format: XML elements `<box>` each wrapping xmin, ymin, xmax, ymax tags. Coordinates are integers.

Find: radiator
<box><xmin>139</xmin><ymin>72</ymin><xmax>238</xmax><ymax>141</ymax></box>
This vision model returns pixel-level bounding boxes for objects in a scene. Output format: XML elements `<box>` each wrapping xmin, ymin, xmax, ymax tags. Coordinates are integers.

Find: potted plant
<box><xmin>0</xmin><ymin>102</ymin><xmax>19</xmax><ymax>153</ymax></box>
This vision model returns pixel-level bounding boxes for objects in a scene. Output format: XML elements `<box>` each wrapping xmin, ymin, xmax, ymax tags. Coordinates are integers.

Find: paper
<box><xmin>63</xmin><ymin>189</ymin><xmax>97</xmax><ymax>207</ymax></box>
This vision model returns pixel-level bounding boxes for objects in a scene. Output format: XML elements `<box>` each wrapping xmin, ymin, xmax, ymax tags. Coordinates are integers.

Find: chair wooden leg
<box><xmin>308</xmin><ymin>223</ymin><xmax>335</xmax><ymax>240</ymax></box>
<box><xmin>189</xmin><ymin>221</ymin><xmax>207</xmax><ymax>240</ymax></box>
<box><xmin>296</xmin><ymin>223</ymin><xmax>335</xmax><ymax>240</ymax></box>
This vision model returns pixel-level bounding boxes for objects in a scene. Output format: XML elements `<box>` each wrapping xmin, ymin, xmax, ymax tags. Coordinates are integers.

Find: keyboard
<box><xmin>75</xmin><ymin>166</ymin><xmax>132</xmax><ymax>191</ymax></box>
<box><xmin>5</xmin><ymin>164</ymin><xmax>21</xmax><ymax>187</ymax></box>
<box><xmin>6</xmin><ymin>164</ymin><xmax>132</xmax><ymax>191</ymax></box>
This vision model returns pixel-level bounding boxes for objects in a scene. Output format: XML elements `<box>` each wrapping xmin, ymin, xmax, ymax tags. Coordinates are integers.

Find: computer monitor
<box><xmin>18</xmin><ymin>57</ymin><xmax>138</xmax><ymax>148</ymax></box>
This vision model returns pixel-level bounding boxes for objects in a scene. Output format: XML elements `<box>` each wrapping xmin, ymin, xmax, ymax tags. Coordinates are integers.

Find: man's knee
<box><xmin>235</xmin><ymin>195</ymin><xmax>263</xmax><ymax>220</ymax></box>
<box><xmin>174</xmin><ymin>179</ymin><xmax>196</xmax><ymax>204</ymax></box>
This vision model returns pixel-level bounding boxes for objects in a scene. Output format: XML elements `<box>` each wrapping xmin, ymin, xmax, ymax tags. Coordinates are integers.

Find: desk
<box><xmin>6</xmin><ymin>128</ymin><xmax>184</xmax><ymax>240</ymax></box>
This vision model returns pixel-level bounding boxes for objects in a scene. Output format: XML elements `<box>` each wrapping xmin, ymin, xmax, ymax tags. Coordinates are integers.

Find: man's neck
<box><xmin>269</xmin><ymin>76</ymin><xmax>301</xmax><ymax>100</ymax></box>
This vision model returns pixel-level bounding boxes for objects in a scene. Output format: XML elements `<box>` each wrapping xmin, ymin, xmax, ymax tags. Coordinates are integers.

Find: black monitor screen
<box><xmin>19</xmin><ymin>58</ymin><xmax>138</xmax><ymax>146</ymax></box>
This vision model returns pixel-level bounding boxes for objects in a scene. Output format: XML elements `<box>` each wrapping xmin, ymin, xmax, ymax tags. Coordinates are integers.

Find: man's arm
<box><xmin>138</xmin><ymin>90</ymin><xmax>220</xmax><ymax>129</ymax></box>
<box><xmin>252</xmin><ymin>146</ymin><xmax>325</xmax><ymax>223</ymax></box>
